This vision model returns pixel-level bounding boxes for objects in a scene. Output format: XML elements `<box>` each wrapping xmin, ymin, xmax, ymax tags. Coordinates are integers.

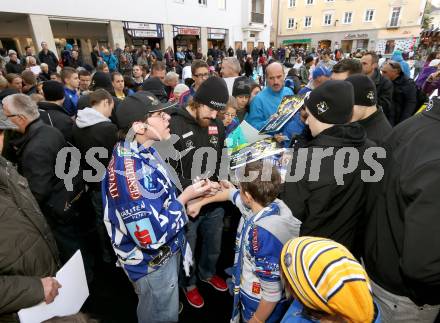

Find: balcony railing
<box><xmin>251</xmin><ymin>12</ymin><xmax>264</xmax><ymax>24</ymax></box>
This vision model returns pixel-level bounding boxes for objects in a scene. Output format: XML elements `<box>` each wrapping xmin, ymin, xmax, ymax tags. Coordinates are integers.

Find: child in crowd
<box><xmin>187</xmin><ymin>161</ymin><xmax>301</xmax><ymax>323</ymax></box>
<box><xmin>222</xmin><ymin>96</ymin><xmax>239</xmax><ymax>136</ymax></box>
<box><xmin>280</xmin><ymin>236</ymin><xmax>380</xmax><ymax>323</ymax></box>
<box><xmin>249</xmin><ymin>83</ymin><xmax>261</xmax><ymax>102</ymax></box>
<box><xmin>232</xmin><ymin>76</ymin><xmax>253</xmax><ymax>122</ymax></box>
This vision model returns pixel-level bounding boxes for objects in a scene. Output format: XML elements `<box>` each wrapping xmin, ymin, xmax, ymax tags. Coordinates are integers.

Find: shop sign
<box><xmin>178</xmin><ymin>27</ymin><xmax>200</xmax><ymax>36</ymax></box>
<box><xmin>131</xmin><ymin>30</ymin><xmax>160</xmax><ymax>38</ymax></box>
<box><xmin>124</xmin><ymin>22</ymin><xmax>164</xmax><ymax>38</ymax></box>
<box><xmin>344</xmin><ymin>33</ymin><xmax>370</xmax><ymax>39</ymax></box>
<box><xmin>282</xmin><ymin>38</ymin><xmax>312</xmax><ymax>44</ymax></box>
<box><xmin>208</xmin><ymin>28</ymin><xmax>226</xmax><ymax>34</ymax></box>
<box><xmin>209</xmin><ymin>33</ymin><xmax>225</xmax><ymax>40</ymax></box>
<box><xmin>125</xmin><ymin>22</ymin><xmax>158</xmax><ymax>30</ymax></box>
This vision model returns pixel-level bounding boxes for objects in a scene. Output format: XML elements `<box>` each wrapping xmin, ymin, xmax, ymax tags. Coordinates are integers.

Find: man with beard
<box><xmin>169</xmin><ymin>76</ymin><xmax>230</xmax><ymax>308</ymax></box>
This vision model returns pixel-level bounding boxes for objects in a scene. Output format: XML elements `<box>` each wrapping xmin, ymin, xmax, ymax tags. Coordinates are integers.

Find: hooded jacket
<box><xmin>280</xmin><ymin>123</ymin><xmax>372</xmax><ymax>253</ymax></box>
<box><xmin>38</xmin><ymin>101</ymin><xmax>74</xmax><ymax>143</ymax></box>
<box><xmin>168</xmin><ymin>107</ymin><xmax>226</xmax><ymax>190</ymax></box>
<box><xmin>391</xmin><ymin>51</ymin><xmax>411</xmax><ymax>78</ymax></box>
<box><xmin>0</xmin><ymin>156</ymin><xmax>60</xmax><ymax>322</ymax></box>
<box><xmin>72</xmin><ymin>107</ymin><xmax>118</xmax><ymax>191</ymax></box>
<box><xmin>364</xmin><ymin>98</ymin><xmax>440</xmax><ymax>306</ymax></box>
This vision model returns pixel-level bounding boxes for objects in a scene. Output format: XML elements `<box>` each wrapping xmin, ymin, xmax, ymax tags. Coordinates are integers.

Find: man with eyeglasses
<box><xmin>179</xmin><ymin>60</ymin><xmax>210</xmax><ymax>108</ymax></box>
<box><xmin>169</xmin><ymin>76</ymin><xmax>230</xmax><ymax>309</ymax></box>
<box><xmin>102</xmin><ymin>91</ymin><xmax>216</xmax><ymax>323</ymax></box>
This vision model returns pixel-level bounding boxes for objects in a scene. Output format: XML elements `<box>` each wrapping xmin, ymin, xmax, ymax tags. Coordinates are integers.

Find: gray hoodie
<box><xmin>75</xmin><ymin>107</ymin><xmax>110</xmax><ymax>128</ymax></box>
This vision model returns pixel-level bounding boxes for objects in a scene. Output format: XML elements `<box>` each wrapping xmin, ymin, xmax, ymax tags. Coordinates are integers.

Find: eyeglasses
<box><xmin>146</xmin><ymin>111</ymin><xmax>170</xmax><ymax>121</ymax></box>
<box><xmin>194</xmin><ymin>73</ymin><xmax>209</xmax><ymax>78</ymax></box>
<box><xmin>0</xmin><ymin>113</ymin><xmax>19</xmax><ymax>121</ymax></box>
<box><xmin>224</xmin><ymin>113</ymin><xmax>236</xmax><ymax>118</ymax></box>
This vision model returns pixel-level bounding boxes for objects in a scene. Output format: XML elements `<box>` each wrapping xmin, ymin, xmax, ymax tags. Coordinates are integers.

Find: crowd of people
<box><xmin>0</xmin><ymin>38</ymin><xmax>439</xmax><ymax>323</ymax></box>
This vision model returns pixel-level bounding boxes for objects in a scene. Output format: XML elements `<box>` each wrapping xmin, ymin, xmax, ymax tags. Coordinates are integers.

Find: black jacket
<box><xmin>38</xmin><ymin>101</ymin><xmax>74</xmax><ymax>143</ymax></box>
<box><xmin>372</xmin><ymin>69</ymin><xmax>393</xmax><ymax>124</ymax></box>
<box><xmin>5</xmin><ymin>61</ymin><xmax>23</xmax><ymax>74</ymax></box>
<box><xmin>8</xmin><ymin>119</ymin><xmax>66</xmax><ymax>210</ymax></box>
<box><xmin>72</xmin><ymin>108</ymin><xmax>118</xmax><ymax>191</ymax></box>
<box><xmin>168</xmin><ymin>107</ymin><xmax>226</xmax><ymax>190</ymax></box>
<box><xmin>38</xmin><ymin>50</ymin><xmax>59</xmax><ymax>73</ymax></box>
<box><xmin>357</xmin><ymin>108</ymin><xmax>392</xmax><ymax>145</ymax></box>
<box><xmin>391</xmin><ymin>73</ymin><xmax>417</xmax><ymax>126</ymax></box>
<box><xmin>0</xmin><ymin>156</ymin><xmax>59</xmax><ymax>322</ymax></box>
<box><xmin>280</xmin><ymin>124</ymin><xmax>372</xmax><ymax>253</ymax></box>
<box><xmin>364</xmin><ymin>98</ymin><xmax>440</xmax><ymax>306</ymax></box>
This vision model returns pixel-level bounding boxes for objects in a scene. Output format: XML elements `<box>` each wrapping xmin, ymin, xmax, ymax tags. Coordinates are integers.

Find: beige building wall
<box><xmin>275</xmin><ymin>0</ymin><xmax>427</xmax><ymax>54</ymax></box>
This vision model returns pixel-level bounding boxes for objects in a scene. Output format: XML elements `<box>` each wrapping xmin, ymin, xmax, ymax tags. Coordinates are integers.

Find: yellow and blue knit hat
<box><xmin>281</xmin><ymin>236</ymin><xmax>374</xmax><ymax>323</ymax></box>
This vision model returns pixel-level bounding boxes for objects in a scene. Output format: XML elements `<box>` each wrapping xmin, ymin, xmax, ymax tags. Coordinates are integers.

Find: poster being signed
<box><xmin>259</xmin><ymin>95</ymin><xmax>305</xmax><ymax>134</ymax></box>
<box><xmin>230</xmin><ymin>138</ymin><xmax>285</xmax><ymax>170</ymax></box>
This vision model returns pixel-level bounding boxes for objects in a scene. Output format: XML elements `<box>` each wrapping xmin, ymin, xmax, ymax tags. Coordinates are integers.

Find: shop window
<box><xmin>343</xmin><ymin>12</ymin><xmax>352</xmax><ymax>24</ymax></box>
<box><xmin>385</xmin><ymin>40</ymin><xmax>395</xmax><ymax>54</ymax></box>
<box><xmin>365</xmin><ymin>9</ymin><xmax>374</xmax><ymax>22</ymax></box>
<box><xmin>304</xmin><ymin>16</ymin><xmax>312</xmax><ymax>27</ymax></box>
<box><xmin>288</xmin><ymin>18</ymin><xmax>295</xmax><ymax>29</ymax></box>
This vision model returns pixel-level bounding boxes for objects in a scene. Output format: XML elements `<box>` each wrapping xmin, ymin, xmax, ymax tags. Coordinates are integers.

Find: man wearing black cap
<box><xmin>232</xmin><ymin>76</ymin><xmax>253</xmax><ymax>122</ymax></box>
<box><xmin>38</xmin><ymin>80</ymin><xmax>74</xmax><ymax>143</ymax></box>
<box><xmin>142</xmin><ymin>77</ymin><xmax>169</xmax><ymax>103</ymax></box>
<box><xmin>346</xmin><ymin>74</ymin><xmax>392</xmax><ymax>144</ymax></box>
<box><xmin>281</xmin><ymin>80</ymin><xmax>372</xmax><ymax>253</ymax></box>
<box><xmin>102</xmin><ymin>91</ymin><xmax>215</xmax><ymax>323</ymax></box>
<box><xmin>168</xmin><ymin>76</ymin><xmax>230</xmax><ymax>308</ymax></box>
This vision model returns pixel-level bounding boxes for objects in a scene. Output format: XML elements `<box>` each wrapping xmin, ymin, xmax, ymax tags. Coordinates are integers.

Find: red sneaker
<box><xmin>184</xmin><ymin>287</ymin><xmax>204</xmax><ymax>308</ymax></box>
<box><xmin>201</xmin><ymin>275</ymin><xmax>228</xmax><ymax>292</ymax></box>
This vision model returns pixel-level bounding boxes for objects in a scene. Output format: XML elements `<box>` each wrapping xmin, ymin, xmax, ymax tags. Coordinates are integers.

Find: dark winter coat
<box><xmin>364</xmin><ymin>97</ymin><xmax>440</xmax><ymax>306</ymax></box>
<box><xmin>38</xmin><ymin>101</ymin><xmax>74</xmax><ymax>143</ymax></box>
<box><xmin>280</xmin><ymin>124</ymin><xmax>372</xmax><ymax>253</ymax></box>
<box><xmin>371</xmin><ymin>68</ymin><xmax>393</xmax><ymax>124</ymax></box>
<box><xmin>391</xmin><ymin>73</ymin><xmax>417</xmax><ymax>125</ymax></box>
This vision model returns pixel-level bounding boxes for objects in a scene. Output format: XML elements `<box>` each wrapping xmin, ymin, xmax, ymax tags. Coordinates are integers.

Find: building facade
<box><xmin>0</xmin><ymin>0</ymin><xmax>271</xmax><ymax>62</ymax></box>
<box><xmin>273</xmin><ymin>0</ymin><xmax>427</xmax><ymax>55</ymax></box>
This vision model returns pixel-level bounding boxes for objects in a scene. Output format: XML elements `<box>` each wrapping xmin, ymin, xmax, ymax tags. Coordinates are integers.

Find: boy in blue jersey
<box><xmin>101</xmin><ymin>91</ymin><xmax>216</xmax><ymax>323</ymax></box>
<box><xmin>187</xmin><ymin>160</ymin><xmax>301</xmax><ymax>323</ymax></box>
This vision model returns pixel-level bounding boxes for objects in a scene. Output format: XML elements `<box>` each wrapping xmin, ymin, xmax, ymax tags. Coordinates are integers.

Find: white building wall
<box><xmin>0</xmin><ymin>0</ymin><xmax>272</xmax><ymax>49</ymax></box>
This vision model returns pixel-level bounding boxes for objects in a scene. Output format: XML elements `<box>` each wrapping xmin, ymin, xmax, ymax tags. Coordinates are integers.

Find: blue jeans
<box><xmin>183</xmin><ymin>205</ymin><xmax>224</xmax><ymax>288</ymax></box>
<box><xmin>133</xmin><ymin>253</ymin><xmax>179</xmax><ymax>323</ymax></box>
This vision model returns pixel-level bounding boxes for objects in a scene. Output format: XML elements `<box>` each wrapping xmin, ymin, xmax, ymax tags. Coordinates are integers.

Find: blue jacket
<box><xmin>100</xmin><ymin>52</ymin><xmax>118</xmax><ymax>72</ymax></box>
<box><xmin>102</xmin><ymin>141</ymin><xmax>188</xmax><ymax>282</ymax></box>
<box><xmin>246</xmin><ymin>86</ymin><xmax>294</xmax><ymax>130</ymax></box>
<box><xmin>279</xmin><ymin>111</ymin><xmax>306</xmax><ymax>148</ymax></box>
<box><xmin>391</xmin><ymin>52</ymin><xmax>410</xmax><ymax>78</ymax></box>
<box><xmin>63</xmin><ymin>87</ymin><xmax>79</xmax><ymax>116</ymax></box>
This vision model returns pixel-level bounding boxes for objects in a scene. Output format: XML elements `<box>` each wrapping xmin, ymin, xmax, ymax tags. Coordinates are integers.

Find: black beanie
<box><xmin>142</xmin><ymin>77</ymin><xmax>168</xmax><ymax>103</ymax></box>
<box><xmin>345</xmin><ymin>74</ymin><xmax>377</xmax><ymax>107</ymax></box>
<box><xmin>304</xmin><ymin>80</ymin><xmax>354</xmax><ymax>124</ymax></box>
<box><xmin>232</xmin><ymin>76</ymin><xmax>252</xmax><ymax>97</ymax></box>
<box><xmin>193</xmin><ymin>76</ymin><xmax>229</xmax><ymax>110</ymax></box>
<box><xmin>91</xmin><ymin>72</ymin><xmax>112</xmax><ymax>91</ymax></box>
<box><xmin>42</xmin><ymin>80</ymin><xmax>65</xmax><ymax>101</ymax></box>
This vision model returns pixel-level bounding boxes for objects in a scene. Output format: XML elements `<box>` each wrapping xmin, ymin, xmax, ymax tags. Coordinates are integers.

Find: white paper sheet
<box><xmin>18</xmin><ymin>250</ymin><xmax>89</xmax><ymax>323</ymax></box>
